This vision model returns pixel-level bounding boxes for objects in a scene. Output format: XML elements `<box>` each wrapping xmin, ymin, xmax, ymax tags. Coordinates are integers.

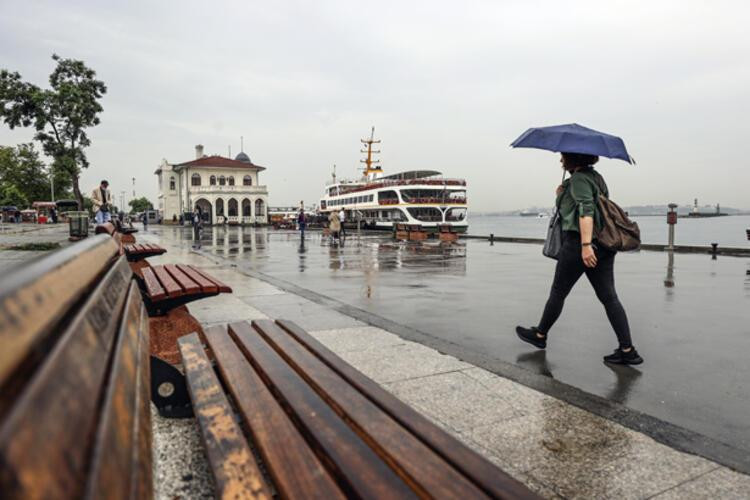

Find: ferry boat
<box><xmin>318</xmin><ymin>128</ymin><xmax>468</xmax><ymax>232</ymax></box>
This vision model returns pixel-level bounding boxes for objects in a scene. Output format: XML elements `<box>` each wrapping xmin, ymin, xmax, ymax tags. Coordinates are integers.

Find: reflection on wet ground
<box><xmin>164</xmin><ymin>225</ymin><xmax>750</xmax><ymax>454</ymax></box>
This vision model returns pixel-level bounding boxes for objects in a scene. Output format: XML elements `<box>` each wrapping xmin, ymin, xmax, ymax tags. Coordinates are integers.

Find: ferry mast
<box><xmin>360</xmin><ymin>126</ymin><xmax>382</xmax><ymax>178</ymax></box>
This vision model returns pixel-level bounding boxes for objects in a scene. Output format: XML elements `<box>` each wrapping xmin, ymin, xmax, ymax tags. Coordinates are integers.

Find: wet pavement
<box><xmin>162</xmin><ymin>225</ymin><xmax>750</xmax><ymax>460</ymax></box>
<box><xmin>136</xmin><ymin>225</ymin><xmax>750</xmax><ymax>497</ymax></box>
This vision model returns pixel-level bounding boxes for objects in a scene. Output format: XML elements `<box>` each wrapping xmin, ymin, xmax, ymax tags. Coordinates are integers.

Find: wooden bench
<box><xmin>438</xmin><ymin>224</ymin><xmax>459</xmax><ymax>242</ymax></box>
<box><xmin>113</xmin><ymin>217</ymin><xmax>139</xmax><ymax>243</ymax></box>
<box><xmin>178</xmin><ymin>320</ymin><xmax>538</xmax><ymax>499</ymax></box>
<box><xmin>394</xmin><ymin>223</ymin><xmax>410</xmax><ymax>240</ymax></box>
<box><xmin>408</xmin><ymin>223</ymin><xmax>428</xmax><ymax>241</ymax></box>
<box><xmin>0</xmin><ymin>234</ymin><xmax>153</xmax><ymax>498</ymax></box>
<box><xmin>96</xmin><ymin>222</ymin><xmax>167</xmax><ymax>277</ymax></box>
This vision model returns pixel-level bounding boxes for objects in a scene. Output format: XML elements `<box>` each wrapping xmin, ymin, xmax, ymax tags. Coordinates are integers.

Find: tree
<box><xmin>129</xmin><ymin>196</ymin><xmax>153</xmax><ymax>214</ymax></box>
<box><xmin>0</xmin><ymin>143</ymin><xmax>52</xmax><ymax>204</ymax></box>
<box><xmin>0</xmin><ymin>183</ymin><xmax>27</xmax><ymax>207</ymax></box>
<box><xmin>0</xmin><ymin>54</ymin><xmax>107</xmax><ymax>209</ymax></box>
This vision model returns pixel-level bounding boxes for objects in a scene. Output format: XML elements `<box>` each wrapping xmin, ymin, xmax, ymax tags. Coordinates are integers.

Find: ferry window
<box><xmin>369</xmin><ymin>195</ymin><xmax>373</xmax><ymax>202</ymax></box>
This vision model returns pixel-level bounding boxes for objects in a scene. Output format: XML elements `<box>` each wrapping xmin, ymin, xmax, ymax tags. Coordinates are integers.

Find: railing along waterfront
<box><xmin>334</xmin><ymin>178</ymin><xmax>466</xmax><ymax>196</ymax></box>
<box><xmin>378</xmin><ymin>198</ymin><xmax>467</xmax><ymax>205</ymax></box>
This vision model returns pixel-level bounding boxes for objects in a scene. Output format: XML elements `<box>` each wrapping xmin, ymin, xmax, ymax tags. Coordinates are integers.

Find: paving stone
<box><xmin>462</xmin><ymin>367</ymin><xmax>564</xmax><ymax>418</ymax></box>
<box><xmin>463</xmin><ymin>400</ymin><xmax>628</xmax><ymax>475</ymax></box>
<box><xmin>337</xmin><ymin>342</ymin><xmax>471</xmax><ymax>384</ymax></box>
<box><xmin>651</xmin><ymin>466</ymin><xmax>750</xmax><ymax>499</ymax></box>
<box><xmin>308</xmin><ymin>326</ymin><xmax>408</xmax><ymax>354</ymax></box>
<box><xmin>385</xmin><ymin>371</ymin><xmax>520</xmax><ymax>433</ymax></box>
<box><xmin>528</xmin><ymin>432</ymin><xmax>716</xmax><ymax>499</ymax></box>
<box><xmin>187</xmin><ymin>295</ymin><xmax>268</xmax><ymax>324</ymax></box>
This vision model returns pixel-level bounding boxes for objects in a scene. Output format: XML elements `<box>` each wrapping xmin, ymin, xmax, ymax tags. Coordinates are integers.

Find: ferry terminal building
<box><xmin>156</xmin><ymin>145</ymin><xmax>269</xmax><ymax>225</ymax></box>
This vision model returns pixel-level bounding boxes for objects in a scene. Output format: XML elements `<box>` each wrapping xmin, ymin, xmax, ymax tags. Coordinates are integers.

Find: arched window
<box><xmin>210</xmin><ymin>175</ymin><xmax>216</xmax><ymax>185</ymax></box>
<box><xmin>219</xmin><ymin>175</ymin><xmax>226</xmax><ymax>186</ymax></box>
<box><xmin>243</xmin><ymin>175</ymin><xmax>252</xmax><ymax>186</ymax></box>
<box><xmin>215</xmin><ymin>198</ymin><xmax>225</xmax><ymax>216</ymax></box>
<box><xmin>169</xmin><ymin>177</ymin><xmax>175</xmax><ymax>190</ymax></box>
<box><xmin>242</xmin><ymin>198</ymin><xmax>252</xmax><ymax>216</ymax></box>
<box><xmin>228</xmin><ymin>198</ymin><xmax>238</xmax><ymax>216</ymax></box>
<box><xmin>191</xmin><ymin>173</ymin><xmax>201</xmax><ymax>186</ymax></box>
<box><xmin>228</xmin><ymin>176</ymin><xmax>235</xmax><ymax>186</ymax></box>
<box><xmin>255</xmin><ymin>199</ymin><xmax>265</xmax><ymax>216</ymax></box>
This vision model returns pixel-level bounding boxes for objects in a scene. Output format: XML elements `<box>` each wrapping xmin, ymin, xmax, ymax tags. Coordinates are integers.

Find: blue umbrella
<box><xmin>511</xmin><ymin>123</ymin><xmax>634</xmax><ymax>164</ymax></box>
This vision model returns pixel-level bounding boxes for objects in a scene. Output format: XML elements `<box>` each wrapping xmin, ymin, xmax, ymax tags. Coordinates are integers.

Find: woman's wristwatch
<box><xmin>582</xmin><ymin>242</ymin><xmax>592</xmax><ymax>246</ymax></box>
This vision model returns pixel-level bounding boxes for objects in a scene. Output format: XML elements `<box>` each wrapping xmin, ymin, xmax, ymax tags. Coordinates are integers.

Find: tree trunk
<box><xmin>73</xmin><ymin>175</ymin><xmax>83</xmax><ymax>210</ymax></box>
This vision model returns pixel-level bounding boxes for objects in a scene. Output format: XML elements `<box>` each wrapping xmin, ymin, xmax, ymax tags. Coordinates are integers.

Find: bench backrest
<box><xmin>0</xmin><ymin>234</ymin><xmax>152</xmax><ymax>499</ymax></box>
<box><xmin>95</xmin><ymin>222</ymin><xmax>116</xmax><ymax>236</ymax></box>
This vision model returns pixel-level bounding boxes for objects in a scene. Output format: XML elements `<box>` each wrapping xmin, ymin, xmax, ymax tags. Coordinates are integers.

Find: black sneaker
<box><xmin>603</xmin><ymin>348</ymin><xmax>643</xmax><ymax>365</ymax></box>
<box><xmin>515</xmin><ymin>326</ymin><xmax>547</xmax><ymax>349</ymax></box>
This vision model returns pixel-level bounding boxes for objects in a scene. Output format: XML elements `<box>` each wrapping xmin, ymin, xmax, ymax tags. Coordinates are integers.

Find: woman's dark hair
<box><xmin>562</xmin><ymin>152</ymin><xmax>599</xmax><ymax>169</ymax></box>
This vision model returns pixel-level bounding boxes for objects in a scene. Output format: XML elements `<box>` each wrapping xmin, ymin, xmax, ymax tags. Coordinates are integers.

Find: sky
<box><xmin>1</xmin><ymin>0</ymin><xmax>749</xmax><ymax>211</ymax></box>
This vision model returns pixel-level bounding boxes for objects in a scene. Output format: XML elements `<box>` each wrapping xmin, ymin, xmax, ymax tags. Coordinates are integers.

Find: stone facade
<box><xmin>156</xmin><ymin>145</ymin><xmax>270</xmax><ymax>225</ymax></box>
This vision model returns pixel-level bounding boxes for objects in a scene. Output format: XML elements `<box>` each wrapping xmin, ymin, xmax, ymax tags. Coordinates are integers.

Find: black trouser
<box><xmin>538</xmin><ymin>231</ymin><xmax>633</xmax><ymax>348</ymax></box>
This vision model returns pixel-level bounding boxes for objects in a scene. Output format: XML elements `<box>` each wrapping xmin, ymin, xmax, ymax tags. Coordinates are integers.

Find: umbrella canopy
<box><xmin>511</xmin><ymin>123</ymin><xmax>634</xmax><ymax>164</ymax></box>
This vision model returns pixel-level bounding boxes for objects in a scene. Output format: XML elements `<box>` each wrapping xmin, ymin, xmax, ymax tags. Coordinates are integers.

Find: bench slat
<box><xmin>0</xmin><ymin>234</ymin><xmax>119</xmax><ymax>406</ymax></box>
<box><xmin>134</xmin><ymin>297</ymin><xmax>153</xmax><ymax>499</ymax></box>
<box><xmin>85</xmin><ymin>282</ymin><xmax>152</xmax><ymax>499</ymax></box>
<box><xmin>253</xmin><ymin>320</ymin><xmax>489</xmax><ymax>499</ymax></box>
<box><xmin>204</xmin><ymin>325</ymin><xmax>345</xmax><ymax>500</ymax></box>
<box><xmin>164</xmin><ymin>264</ymin><xmax>200</xmax><ymax>294</ymax></box>
<box><xmin>177</xmin><ymin>265</ymin><xmax>218</xmax><ymax>293</ymax></box>
<box><xmin>153</xmin><ymin>265</ymin><xmax>183</xmax><ymax>298</ymax></box>
<box><xmin>189</xmin><ymin>266</ymin><xmax>232</xmax><ymax>293</ymax></box>
<box><xmin>0</xmin><ymin>257</ymin><xmax>132</xmax><ymax>498</ymax></box>
<box><xmin>276</xmin><ymin>319</ymin><xmax>535</xmax><ymax>499</ymax></box>
<box><xmin>229</xmin><ymin>322</ymin><xmax>415</xmax><ymax>499</ymax></box>
<box><xmin>178</xmin><ymin>333</ymin><xmax>272</xmax><ymax>500</ymax></box>
<box><xmin>141</xmin><ymin>267</ymin><xmax>167</xmax><ymax>301</ymax></box>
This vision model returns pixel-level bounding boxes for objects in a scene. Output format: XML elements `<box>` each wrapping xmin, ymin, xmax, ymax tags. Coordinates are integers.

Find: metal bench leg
<box><xmin>150</xmin><ymin>355</ymin><xmax>193</xmax><ymax>418</ymax></box>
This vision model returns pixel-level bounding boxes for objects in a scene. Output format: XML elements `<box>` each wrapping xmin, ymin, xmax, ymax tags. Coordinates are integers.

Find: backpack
<box><xmin>585</xmin><ymin>174</ymin><xmax>641</xmax><ymax>252</ymax></box>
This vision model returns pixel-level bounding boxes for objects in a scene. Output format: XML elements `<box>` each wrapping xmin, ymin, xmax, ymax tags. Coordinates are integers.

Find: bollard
<box><xmin>489</xmin><ymin>233</ymin><xmax>494</xmax><ymax>246</ymax></box>
<box><xmin>711</xmin><ymin>243</ymin><xmax>718</xmax><ymax>260</ymax></box>
<box><xmin>666</xmin><ymin>203</ymin><xmax>678</xmax><ymax>250</ymax></box>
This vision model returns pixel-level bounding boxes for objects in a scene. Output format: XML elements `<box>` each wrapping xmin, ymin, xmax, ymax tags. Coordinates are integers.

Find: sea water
<box><xmin>468</xmin><ymin>214</ymin><xmax>750</xmax><ymax>247</ymax></box>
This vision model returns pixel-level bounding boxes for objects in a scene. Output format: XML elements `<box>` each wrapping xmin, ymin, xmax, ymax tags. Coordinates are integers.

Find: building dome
<box><xmin>235</xmin><ymin>151</ymin><xmax>251</xmax><ymax>163</ymax></box>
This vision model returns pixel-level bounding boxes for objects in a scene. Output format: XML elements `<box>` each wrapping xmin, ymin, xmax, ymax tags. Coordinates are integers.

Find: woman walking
<box><xmin>516</xmin><ymin>152</ymin><xmax>643</xmax><ymax>365</ymax></box>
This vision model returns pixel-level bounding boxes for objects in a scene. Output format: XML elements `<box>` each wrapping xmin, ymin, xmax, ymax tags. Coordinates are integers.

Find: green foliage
<box><xmin>0</xmin><ymin>143</ymin><xmax>53</xmax><ymax>205</ymax></box>
<box><xmin>128</xmin><ymin>196</ymin><xmax>153</xmax><ymax>214</ymax></box>
<box><xmin>0</xmin><ymin>183</ymin><xmax>28</xmax><ymax>207</ymax></box>
<box><xmin>0</xmin><ymin>54</ymin><xmax>107</xmax><ymax>209</ymax></box>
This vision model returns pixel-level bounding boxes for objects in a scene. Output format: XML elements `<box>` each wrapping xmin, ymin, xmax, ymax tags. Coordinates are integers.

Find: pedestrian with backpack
<box><xmin>515</xmin><ymin>152</ymin><xmax>643</xmax><ymax>365</ymax></box>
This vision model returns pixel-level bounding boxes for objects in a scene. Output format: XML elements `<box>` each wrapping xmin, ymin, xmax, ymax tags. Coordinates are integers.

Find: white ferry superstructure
<box><xmin>319</xmin><ymin>128</ymin><xmax>468</xmax><ymax>232</ymax></box>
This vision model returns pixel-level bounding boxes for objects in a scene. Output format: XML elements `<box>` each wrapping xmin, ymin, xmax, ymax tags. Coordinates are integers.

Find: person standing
<box><xmin>298</xmin><ymin>208</ymin><xmax>307</xmax><ymax>239</ymax></box>
<box><xmin>338</xmin><ymin>208</ymin><xmax>346</xmax><ymax>238</ymax></box>
<box><xmin>49</xmin><ymin>207</ymin><xmax>58</xmax><ymax>224</ymax></box>
<box><xmin>142</xmin><ymin>210</ymin><xmax>148</xmax><ymax>231</ymax></box>
<box><xmin>328</xmin><ymin>210</ymin><xmax>341</xmax><ymax>242</ymax></box>
<box><xmin>515</xmin><ymin>152</ymin><xmax>642</xmax><ymax>365</ymax></box>
<box><xmin>92</xmin><ymin>180</ymin><xmax>112</xmax><ymax>224</ymax></box>
<box><xmin>192</xmin><ymin>207</ymin><xmax>203</xmax><ymax>248</ymax></box>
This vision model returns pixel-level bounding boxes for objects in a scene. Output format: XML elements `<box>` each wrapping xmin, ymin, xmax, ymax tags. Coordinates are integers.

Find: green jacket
<box><xmin>556</xmin><ymin>168</ymin><xmax>608</xmax><ymax>233</ymax></box>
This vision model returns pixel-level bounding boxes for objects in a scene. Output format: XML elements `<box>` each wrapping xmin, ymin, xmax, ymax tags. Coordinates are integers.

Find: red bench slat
<box><xmin>152</xmin><ymin>265</ymin><xmax>183</xmax><ymax>298</ymax></box>
<box><xmin>188</xmin><ymin>266</ymin><xmax>232</xmax><ymax>293</ymax></box>
<box><xmin>164</xmin><ymin>265</ymin><xmax>201</xmax><ymax>294</ymax></box>
<box><xmin>141</xmin><ymin>267</ymin><xmax>167</xmax><ymax>301</ymax></box>
<box><xmin>177</xmin><ymin>265</ymin><xmax>218</xmax><ymax>294</ymax></box>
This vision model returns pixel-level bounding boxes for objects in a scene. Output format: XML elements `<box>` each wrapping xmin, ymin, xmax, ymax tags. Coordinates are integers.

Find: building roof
<box><xmin>175</xmin><ymin>155</ymin><xmax>266</xmax><ymax>171</ymax></box>
<box><xmin>235</xmin><ymin>151</ymin><xmax>251</xmax><ymax>163</ymax></box>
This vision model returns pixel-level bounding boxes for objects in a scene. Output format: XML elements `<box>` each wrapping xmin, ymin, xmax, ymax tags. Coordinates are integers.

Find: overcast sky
<box><xmin>1</xmin><ymin>0</ymin><xmax>749</xmax><ymax>211</ymax></box>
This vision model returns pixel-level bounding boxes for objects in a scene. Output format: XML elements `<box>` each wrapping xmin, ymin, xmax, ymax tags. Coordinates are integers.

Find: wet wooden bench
<box><xmin>394</xmin><ymin>222</ymin><xmax>410</xmax><ymax>240</ymax></box>
<box><xmin>438</xmin><ymin>224</ymin><xmax>459</xmax><ymax>242</ymax></box>
<box><xmin>178</xmin><ymin>319</ymin><xmax>538</xmax><ymax>499</ymax></box>
<box><xmin>408</xmin><ymin>223</ymin><xmax>428</xmax><ymax>241</ymax></box>
<box><xmin>0</xmin><ymin>234</ymin><xmax>152</xmax><ymax>499</ymax></box>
